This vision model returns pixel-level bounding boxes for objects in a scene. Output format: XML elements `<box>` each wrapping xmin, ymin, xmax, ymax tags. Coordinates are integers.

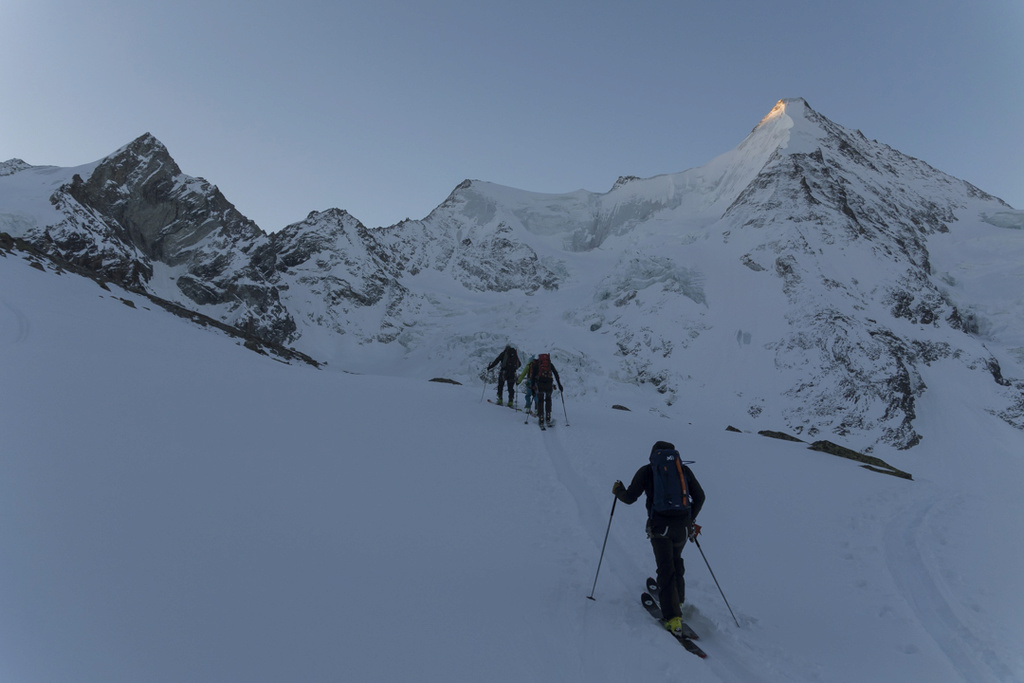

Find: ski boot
<box><xmin>664</xmin><ymin>616</ymin><xmax>684</xmax><ymax>637</ymax></box>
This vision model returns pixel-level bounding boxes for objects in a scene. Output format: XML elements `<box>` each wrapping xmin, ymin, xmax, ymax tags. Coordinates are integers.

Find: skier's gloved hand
<box><xmin>612</xmin><ymin>480</ymin><xmax>625</xmax><ymax>497</ymax></box>
<box><xmin>688</xmin><ymin>523</ymin><xmax>702</xmax><ymax>542</ymax></box>
<box><xmin>557</xmin><ymin>383</ymin><xmax>564</xmax><ymax>392</ymax></box>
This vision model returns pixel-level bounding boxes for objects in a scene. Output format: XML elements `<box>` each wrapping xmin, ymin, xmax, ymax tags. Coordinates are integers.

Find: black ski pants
<box><xmin>648</xmin><ymin>517</ymin><xmax>689</xmax><ymax>620</ymax></box>
<box><xmin>535</xmin><ymin>377</ymin><xmax>554</xmax><ymax>421</ymax></box>
<box><xmin>496</xmin><ymin>371</ymin><xmax>516</xmax><ymax>403</ymax></box>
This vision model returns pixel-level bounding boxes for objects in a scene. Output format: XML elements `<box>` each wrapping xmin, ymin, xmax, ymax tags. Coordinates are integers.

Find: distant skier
<box><xmin>530</xmin><ymin>353</ymin><xmax>562</xmax><ymax>427</ymax></box>
<box><xmin>613</xmin><ymin>441</ymin><xmax>705</xmax><ymax>637</ymax></box>
<box><xmin>486</xmin><ymin>344</ymin><xmax>521</xmax><ymax>407</ymax></box>
<box><xmin>516</xmin><ymin>355</ymin><xmax>537</xmax><ymax>415</ymax></box>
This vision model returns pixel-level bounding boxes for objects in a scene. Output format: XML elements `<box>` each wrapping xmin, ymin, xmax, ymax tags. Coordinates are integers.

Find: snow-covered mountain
<box><xmin>3</xmin><ymin>98</ymin><xmax>1023</xmax><ymax>451</ymax></box>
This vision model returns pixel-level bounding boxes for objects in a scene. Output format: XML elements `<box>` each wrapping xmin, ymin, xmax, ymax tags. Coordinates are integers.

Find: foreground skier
<box><xmin>613</xmin><ymin>440</ymin><xmax>705</xmax><ymax>636</ymax></box>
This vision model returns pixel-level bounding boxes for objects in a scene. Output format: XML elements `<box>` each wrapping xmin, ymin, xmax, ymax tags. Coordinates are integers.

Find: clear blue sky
<box><xmin>2</xmin><ymin>0</ymin><xmax>1021</xmax><ymax>231</ymax></box>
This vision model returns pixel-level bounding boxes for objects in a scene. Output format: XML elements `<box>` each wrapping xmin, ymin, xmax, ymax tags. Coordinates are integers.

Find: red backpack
<box><xmin>536</xmin><ymin>353</ymin><xmax>552</xmax><ymax>380</ymax></box>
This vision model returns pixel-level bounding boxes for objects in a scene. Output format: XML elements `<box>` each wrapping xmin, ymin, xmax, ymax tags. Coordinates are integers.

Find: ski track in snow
<box><xmin>534</xmin><ymin>418</ymin><xmax>788</xmax><ymax>683</ymax></box>
<box><xmin>883</xmin><ymin>496</ymin><xmax>1016</xmax><ymax>682</ymax></box>
<box><xmin>1</xmin><ymin>296</ymin><xmax>31</xmax><ymax>345</ymax></box>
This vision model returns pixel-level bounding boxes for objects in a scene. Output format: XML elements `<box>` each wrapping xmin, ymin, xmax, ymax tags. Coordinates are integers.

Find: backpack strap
<box><xmin>674</xmin><ymin>457</ymin><xmax>690</xmax><ymax>504</ymax></box>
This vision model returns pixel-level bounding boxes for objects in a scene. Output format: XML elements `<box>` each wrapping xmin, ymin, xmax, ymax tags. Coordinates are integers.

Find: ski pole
<box><xmin>559</xmin><ymin>389</ymin><xmax>570</xmax><ymax>426</ymax></box>
<box><xmin>693</xmin><ymin>537</ymin><xmax>741</xmax><ymax>628</ymax></box>
<box><xmin>587</xmin><ymin>496</ymin><xmax>617</xmax><ymax>600</ymax></box>
<box><xmin>480</xmin><ymin>373</ymin><xmax>489</xmax><ymax>402</ymax></box>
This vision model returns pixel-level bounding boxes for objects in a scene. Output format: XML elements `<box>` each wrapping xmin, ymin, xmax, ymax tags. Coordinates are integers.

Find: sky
<box><xmin>2</xmin><ymin>0</ymin><xmax>1022</xmax><ymax>232</ymax></box>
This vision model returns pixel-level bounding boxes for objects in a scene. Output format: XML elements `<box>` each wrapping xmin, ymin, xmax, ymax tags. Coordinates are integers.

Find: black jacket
<box><xmin>616</xmin><ymin>443</ymin><xmax>705</xmax><ymax>523</ymax></box>
<box><xmin>488</xmin><ymin>347</ymin><xmax>520</xmax><ymax>377</ymax></box>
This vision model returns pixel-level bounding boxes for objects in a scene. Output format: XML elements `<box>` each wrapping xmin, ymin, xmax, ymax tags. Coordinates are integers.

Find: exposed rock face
<box><xmin>65</xmin><ymin>134</ymin><xmax>260</xmax><ymax>264</ymax></box>
<box><xmin>43</xmin><ymin>187</ymin><xmax>155</xmax><ymax>289</ymax></box>
<box><xmin>12</xmin><ymin>134</ymin><xmax>293</xmax><ymax>343</ymax></box>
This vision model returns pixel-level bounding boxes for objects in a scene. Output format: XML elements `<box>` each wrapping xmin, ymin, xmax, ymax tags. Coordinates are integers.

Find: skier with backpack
<box><xmin>516</xmin><ymin>355</ymin><xmax>537</xmax><ymax>415</ymax></box>
<box><xmin>530</xmin><ymin>353</ymin><xmax>562</xmax><ymax>427</ymax></box>
<box><xmin>612</xmin><ymin>441</ymin><xmax>705</xmax><ymax>637</ymax></box>
<box><xmin>486</xmin><ymin>344</ymin><xmax>521</xmax><ymax>407</ymax></box>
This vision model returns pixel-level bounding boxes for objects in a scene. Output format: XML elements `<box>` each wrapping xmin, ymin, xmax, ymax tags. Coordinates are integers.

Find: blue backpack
<box><xmin>650</xmin><ymin>448</ymin><xmax>692</xmax><ymax>516</ymax></box>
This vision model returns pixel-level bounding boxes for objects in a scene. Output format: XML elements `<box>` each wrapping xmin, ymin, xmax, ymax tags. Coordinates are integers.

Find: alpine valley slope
<box><xmin>2</xmin><ymin>98</ymin><xmax>1024</xmax><ymax>452</ymax></box>
<box><xmin>2</xmin><ymin>225</ymin><xmax>1024</xmax><ymax>683</ymax></box>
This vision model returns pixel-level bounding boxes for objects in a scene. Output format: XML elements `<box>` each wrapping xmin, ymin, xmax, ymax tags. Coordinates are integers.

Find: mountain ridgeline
<box><xmin>3</xmin><ymin>98</ymin><xmax>1022</xmax><ymax>450</ymax></box>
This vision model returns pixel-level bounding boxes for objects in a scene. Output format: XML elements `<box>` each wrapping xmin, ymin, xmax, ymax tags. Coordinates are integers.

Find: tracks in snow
<box><xmin>2</xmin><ymin>297</ymin><xmax>31</xmax><ymax>345</ymax></box>
<box><xmin>883</xmin><ymin>496</ymin><xmax>1015</xmax><ymax>682</ymax></box>
<box><xmin>536</xmin><ymin>426</ymin><xmax>781</xmax><ymax>682</ymax></box>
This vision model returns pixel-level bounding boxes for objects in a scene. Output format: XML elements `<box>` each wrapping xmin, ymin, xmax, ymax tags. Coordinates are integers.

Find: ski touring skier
<box><xmin>612</xmin><ymin>441</ymin><xmax>705</xmax><ymax>638</ymax></box>
<box><xmin>486</xmin><ymin>344</ymin><xmax>521</xmax><ymax>407</ymax></box>
<box><xmin>530</xmin><ymin>352</ymin><xmax>562</xmax><ymax>428</ymax></box>
<box><xmin>516</xmin><ymin>355</ymin><xmax>536</xmax><ymax>415</ymax></box>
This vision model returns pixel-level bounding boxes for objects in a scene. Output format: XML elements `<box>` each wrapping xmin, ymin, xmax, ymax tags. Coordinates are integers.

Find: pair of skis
<box><xmin>523</xmin><ymin>410</ymin><xmax>554</xmax><ymax>429</ymax></box>
<box><xmin>532</xmin><ymin>416</ymin><xmax>555</xmax><ymax>430</ymax></box>
<box><xmin>641</xmin><ymin>577</ymin><xmax>706</xmax><ymax>658</ymax></box>
<box><xmin>487</xmin><ymin>401</ymin><xmax>561</xmax><ymax>432</ymax></box>
<box><xmin>487</xmin><ymin>398</ymin><xmax>520</xmax><ymax>411</ymax></box>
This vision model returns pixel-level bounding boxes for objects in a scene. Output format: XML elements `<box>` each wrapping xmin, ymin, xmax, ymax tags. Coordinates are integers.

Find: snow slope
<box><xmin>3</xmin><ymin>238</ymin><xmax>1024</xmax><ymax>682</ymax></box>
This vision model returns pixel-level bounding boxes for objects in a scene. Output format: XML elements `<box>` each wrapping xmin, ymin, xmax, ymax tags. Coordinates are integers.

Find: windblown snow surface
<box><xmin>2</xmin><ymin>248</ymin><xmax>1024</xmax><ymax>682</ymax></box>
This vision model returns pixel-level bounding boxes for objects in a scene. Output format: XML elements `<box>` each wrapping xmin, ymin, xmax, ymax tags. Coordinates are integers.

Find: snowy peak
<box><xmin>70</xmin><ymin>132</ymin><xmax>264</xmax><ymax>263</ymax></box>
<box><xmin>107</xmin><ymin>132</ymin><xmax>177</xmax><ymax>173</ymax></box>
<box><xmin>738</xmin><ymin>97</ymin><xmax>831</xmax><ymax>161</ymax></box>
<box><xmin>434</xmin><ymin>99</ymin><xmax>867</xmax><ymax>251</ymax></box>
<box><xmin>0</xmin><ymin>158</ymin><xmax>34</xmax><ymax>176</ymax></box>
<box><xmin>754</xmin><ymin>97</ymin><xmax>813</xmax><ymax>130</ymax></box>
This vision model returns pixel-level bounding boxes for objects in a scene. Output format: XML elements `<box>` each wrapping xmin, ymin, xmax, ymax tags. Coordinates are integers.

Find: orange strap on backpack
<box><xmin>674</xmin><ymin>456</ymin><xmax>689</xmax><ymax>502</ymax></box>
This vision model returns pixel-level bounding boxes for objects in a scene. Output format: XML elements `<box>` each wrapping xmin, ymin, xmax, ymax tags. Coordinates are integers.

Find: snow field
<box><xmin>2</xmin><ymin>252</ymin><xmax>1023</xmax><ymax>682</ymax></box>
